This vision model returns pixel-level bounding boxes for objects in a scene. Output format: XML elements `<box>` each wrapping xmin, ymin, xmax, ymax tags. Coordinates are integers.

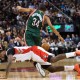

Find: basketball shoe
<box><xmin>74</xmin><ymin>64</ymin><xmax>80</xmax><ymax>76</ymax></box>
<box><xmin>36</xmin><ymin>63</ymin><xmax>46</xmax><ymax>77</ymax></box>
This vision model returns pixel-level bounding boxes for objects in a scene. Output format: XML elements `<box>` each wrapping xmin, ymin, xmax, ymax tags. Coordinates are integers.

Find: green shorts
<box><xmin>25</xmin><ymin>30</ymin><xmax>41</xmax><ymax>46</ymax></box>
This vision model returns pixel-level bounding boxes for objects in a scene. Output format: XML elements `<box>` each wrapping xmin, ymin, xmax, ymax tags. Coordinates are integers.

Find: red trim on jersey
<box><xmin>14</xmin><ymin>47</ymin><xmax>31</xmax><ymax>54</ymax></box>
<box><xmin>31</xmin><ymin>46</ymin><xmax>48</xmax><ymax>62</ymax></box>
<box><xmin>14</xmin><ymin>46</ymin><xmax>48</xmax><ymax>62</ymax></box>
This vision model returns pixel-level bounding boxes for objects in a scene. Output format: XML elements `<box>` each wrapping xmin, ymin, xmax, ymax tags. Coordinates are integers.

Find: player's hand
<box><xmin>58</xmin><ymin>36</ymin><xmax>64</xmax><ymax>42</ymax></box>
<box><xmin>16</xmin><ymin>6</ymin><xmax>21</xmax><ymax>10</ymax></box>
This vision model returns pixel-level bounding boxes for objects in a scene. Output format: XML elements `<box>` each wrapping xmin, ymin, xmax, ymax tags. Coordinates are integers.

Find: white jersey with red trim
<box><xmin>9</xmin><ymin>46</ymin><xmax>53</xmax><ymax>65</ymax></box>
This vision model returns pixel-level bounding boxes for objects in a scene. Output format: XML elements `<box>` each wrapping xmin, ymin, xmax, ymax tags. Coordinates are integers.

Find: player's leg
<box><xmin>36</xmin><ymin>49</ymin><xmax>76</xmax><ymax>76</ymax></box>
<box><xmin>25</xmin><ymin>31</ymin><xmax>35</xmax><ymax>46</ymax></box>
<box><xmin>32</xmin><ymin>46</ymin><xmax>80</xmax><ymax>75</ymax></box>
<box><xmin>37</xmin><ymin>46</ymin><xmax>76</xmax><ymax>63</ymax></box>
<box><xmin>31</xmin><ymin>46</ymin><xmax>75</xmax><ymax>77</ymax></box>
<box><xmin>32</xmin><ymin>33</ymin><xmax>42</xmax><ymax>46</ymax></box>
<box><xmin>42</xmin><ymin>64</ymin><xmax>80</xmax><ymax>76</ymax></box>
<box><xmin>42</xmin><ymin>65</ymin><xmax>75</xmax><ymax>73</ymax></box>
<box><xmin>49</xmin><ymin>52</ymin><xmax>76</xmax><ymax>63</ymax></box>
<box><xmin>25</xmin><ymin>31</ymin><xmax>41</xmax><ymax>46</ymax></box>
<box><xmin>50</xmin><ymin>49</ymin><xmax>80</xmax><ymax>63</ymax></box>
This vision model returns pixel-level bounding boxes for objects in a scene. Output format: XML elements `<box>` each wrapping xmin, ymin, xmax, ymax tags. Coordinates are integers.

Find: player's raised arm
<box><xmin>5</xmin><ymin>55</ymin><xmax>13</xmax><ymax>78</ymax></box>
<box><xmin>16</xmin><ymin>6</ymin><xmax>34</xmax><ymax>13</ymax></box>
<box><xmin>44</xmin><ymin>15</ymin><xmax>64</xmax><ymax>42</ymax></box>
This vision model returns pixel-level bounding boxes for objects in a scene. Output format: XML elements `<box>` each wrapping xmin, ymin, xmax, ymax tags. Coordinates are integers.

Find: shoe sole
<box><xmin>36</xmin><ymin>63</ymin><xmax>46</xmax><ymax>77</ymax></box>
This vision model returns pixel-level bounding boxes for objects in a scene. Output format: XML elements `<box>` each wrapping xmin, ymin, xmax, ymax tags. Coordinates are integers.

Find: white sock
<box><xmin>65</xmin><ymin>52</ymin><xmax>76</xmax><ymax>58</ymax></box>
<box><xmin>64</xmin><ymin>66</ymin><xmax>74</xmax><ymax>71</ymax></box>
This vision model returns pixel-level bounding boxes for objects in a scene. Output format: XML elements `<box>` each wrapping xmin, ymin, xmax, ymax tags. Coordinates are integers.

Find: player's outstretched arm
<box><xmin>44</xmin><ymin>15</ymin><xmax>64</xmax><ymax>42</ymax></box>
<box><xmin>5</xmin><ymin>55</ymin><xmax>13</xmax><ymax>79</ymax></box>
<box><xmin>16</xmin><ymin>6</ymin><xmax>34</xmax><ymax>13</ymax></box>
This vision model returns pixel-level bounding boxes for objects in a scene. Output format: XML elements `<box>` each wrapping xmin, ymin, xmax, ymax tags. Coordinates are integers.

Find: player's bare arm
<box><xmin>5</xmin><ymin>55</ymin><xmax>13</xmax><ymax>78</ymax></box>
<box><xmin>16</xmin><ymin>6</ymin><xmax>34</xmax><ymax>13</ymax></box>
<box><xmin>44</xmin><ymin>15</ymin><xmax>64</xmax><ymax>42</ymax></box>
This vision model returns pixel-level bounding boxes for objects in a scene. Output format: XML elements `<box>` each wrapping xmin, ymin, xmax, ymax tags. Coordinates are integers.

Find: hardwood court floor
<box><xmin>0</xmin><ymin>71</ymin><xmax>79</xmax><ymax>80</ymax></box>
<box><xmin>0</xmin><ymin>58</ymin><xmax>80</xmax><ymax>80</ymax></box>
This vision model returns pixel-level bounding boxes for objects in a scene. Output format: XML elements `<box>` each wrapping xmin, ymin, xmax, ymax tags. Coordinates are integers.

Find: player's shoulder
<box><xmin>29</xmin><ymin>8</ymin><xmax>36</xmax><ymax>13</ymax></box>
<box><xmin>29</xmin><ymin>8</ymin><xmax>35</xmax><ymax>11</ymax></box>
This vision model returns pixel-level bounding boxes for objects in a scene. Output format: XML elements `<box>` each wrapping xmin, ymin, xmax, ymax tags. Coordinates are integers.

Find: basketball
<box><xmin>41</xmin><ymin>43</ymin><xmax>50</xmax><ymax>51</ymax></box>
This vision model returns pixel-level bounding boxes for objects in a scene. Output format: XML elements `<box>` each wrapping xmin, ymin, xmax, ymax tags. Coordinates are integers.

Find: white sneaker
<box><xmin>36</xmin><ymin>63</ymin><xmax>46</xmax><ymax>77</ymax></box>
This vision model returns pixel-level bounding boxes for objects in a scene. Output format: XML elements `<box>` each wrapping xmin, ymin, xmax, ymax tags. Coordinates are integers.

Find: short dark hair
<box><xmin>38</xmin><ymin>3</ymin><xmax>46</xmax><ymax>11</ymax></box>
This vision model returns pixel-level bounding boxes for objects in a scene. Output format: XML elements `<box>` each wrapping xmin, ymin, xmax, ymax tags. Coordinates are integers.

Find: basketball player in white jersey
<box><xmin>0</xmin><ymin>45</ymin><xmax>80</xmax><ymax>78</ymax></box>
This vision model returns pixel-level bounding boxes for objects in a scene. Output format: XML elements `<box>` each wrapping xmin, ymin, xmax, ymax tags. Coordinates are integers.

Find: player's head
<box><xmin>41</xmin><ymin>43</ymin><xmax>50</xmax><ymax>51</ymax></box>
<box><xmin>38</xmin><ymin>3</ymin><xmax>46</xmax><ymax>12</ymax></box>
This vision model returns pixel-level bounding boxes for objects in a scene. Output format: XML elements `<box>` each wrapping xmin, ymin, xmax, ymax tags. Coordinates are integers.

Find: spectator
<box><xmin>71</xmin><ymin>34</ymin><xmax>76</xmax><ymax>42</ymax></box>
<box><xmin>4</xmin><ymin>30</ymin><xmax>14</xmax><ymax>43</ymax></box>
<box><xmin>8</xmin><ymin>39</ymin><xmax>15</xmax><ymax>48</ymax></box>
<box><xmin>14</xmin><ymin>37</ymin><xmax>21</xmax><ymax>47</ymax></box>
<box><xmin>3</xmin><ymin>41</ymin><xmax>8</xmax><ymax>50</ymax></box>
<box><xmin>75</xmin><ymin>34</ymin><xmax>80</xmax><ymax>44</ymax></box>
<box><xmin>65</xmin><ymin>34</ymin><xmax>72</xmax><ymax>42</ymax></box>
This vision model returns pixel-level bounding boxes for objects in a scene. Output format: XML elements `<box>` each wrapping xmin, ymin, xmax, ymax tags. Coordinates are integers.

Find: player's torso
<box><xmin>26</xmin><ymin>10</ymin><xmax>44</xmax><ymax>34</ymax></box>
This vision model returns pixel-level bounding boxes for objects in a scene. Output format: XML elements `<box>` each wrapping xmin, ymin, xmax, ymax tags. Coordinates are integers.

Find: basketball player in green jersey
<box><xmin>16</xmin><ymin>4</ymin><xmax>64</xmax><ymax>46</ymax></box>
<box><xmin>16</xmin><ymin>3</ymin><xmax>64</xmax><ymax>77</ymax></box>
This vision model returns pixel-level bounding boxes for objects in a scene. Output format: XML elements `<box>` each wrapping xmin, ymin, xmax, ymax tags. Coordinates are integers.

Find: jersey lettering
<box><xmin>32</xmin><ymin>13</ymin><xmax>42</xmax><ymax>21</ymax></box>
<box><xmin>32</xmin><ymin>18</ymin><xmax>40</xmax><ymax>27</ymax></box>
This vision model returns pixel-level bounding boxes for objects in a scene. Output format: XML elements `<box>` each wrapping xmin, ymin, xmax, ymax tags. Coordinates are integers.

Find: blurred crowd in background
<box><xmin>0</xmin><ymin>0</ymin><xmax>80</xmax><ymax>62</ymax></box>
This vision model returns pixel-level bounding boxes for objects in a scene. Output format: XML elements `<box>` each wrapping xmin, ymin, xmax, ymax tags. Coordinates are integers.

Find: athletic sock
<box><xmin>65</xmin><ymin>52</ymin><xmax>76</xmax><ymax>58</ymax></box>
<box><xmin>64</xmin><ymin>66</ymin><xmax>74</xmax><ymax>71</ymax></box>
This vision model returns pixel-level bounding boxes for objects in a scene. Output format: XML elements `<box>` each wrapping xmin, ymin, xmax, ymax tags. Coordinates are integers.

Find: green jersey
<box><xmin>26</xmin><ymin>9</ymin><xmax>44</xmax><ymax>35</ymax></box>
